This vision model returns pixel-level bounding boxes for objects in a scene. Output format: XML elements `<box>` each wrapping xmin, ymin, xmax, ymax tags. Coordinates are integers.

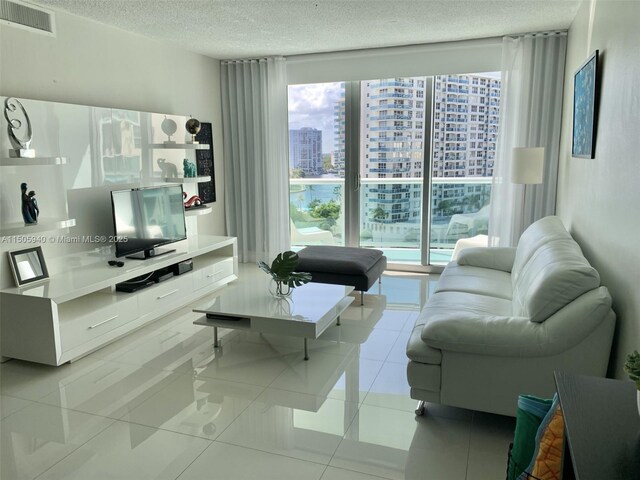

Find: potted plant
<box><xmin>624</xmin><ymin>350</ymin><xmax>640</xmax><ymax>416</ymax></box>
<box><xmin>258</xmin><ymin>251</ymin><xmax>311</xmax><ymax>298</ymax></box>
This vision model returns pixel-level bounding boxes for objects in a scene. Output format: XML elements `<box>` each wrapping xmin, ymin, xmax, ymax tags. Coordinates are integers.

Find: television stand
<box><xmin>0</xmin><ymin>235</ymin><xmax>238</xmax><ymax>366</ymax></box>
<box><xmin>126</xmin><ymin>247</ymin><xmax>176</xmax><ymax>260</ymax></box>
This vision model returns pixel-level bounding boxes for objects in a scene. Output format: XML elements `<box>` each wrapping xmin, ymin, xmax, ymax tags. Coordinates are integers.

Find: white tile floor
<box><xmin>0</xmin><ymin>271</ymin><xmax>515</xmax><ymax>480</ymax></box>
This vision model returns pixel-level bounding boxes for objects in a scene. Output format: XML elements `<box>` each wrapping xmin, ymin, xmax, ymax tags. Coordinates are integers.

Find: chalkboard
<box><xmin>195</xmin><ymin>122</ymin><xmax>216</xmax><ymax>203</ymax></box>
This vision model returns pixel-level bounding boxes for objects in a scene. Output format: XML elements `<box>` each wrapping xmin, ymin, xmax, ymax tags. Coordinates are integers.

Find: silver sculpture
<box><xmin>4</xmin><ymin>98</ymin><xmax>35</xmax><ymax>158</ymax></box>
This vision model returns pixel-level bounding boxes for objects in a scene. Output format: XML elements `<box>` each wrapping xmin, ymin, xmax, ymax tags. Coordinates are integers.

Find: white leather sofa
<box><xmin>406</xmin><ymin>216</ymin><xmax>616</xmax><ymax>417</ymax></box>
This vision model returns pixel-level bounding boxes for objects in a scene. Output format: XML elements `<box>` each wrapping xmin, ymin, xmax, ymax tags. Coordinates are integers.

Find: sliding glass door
<box><xmin>288</xmin><ymin>82</ymin><xmax>345</xmax><ymax>246</ymax></box>
<box><xmin>288</xmin><ymin>73</ymin><xmax>500</xmax><ymax>268</ymax></box>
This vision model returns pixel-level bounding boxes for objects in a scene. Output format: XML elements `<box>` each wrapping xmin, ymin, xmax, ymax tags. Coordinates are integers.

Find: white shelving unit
<box><xmin>0</xmin><ymin>155</ymin><xmax>73</xmax><ymax>236</ymax></box>
<box><xmin>185</xmin><ymin>206</ymin><xmax>212</xmax><ymax>217</ymax></box>
<box><xmin>0</xmin><ymin>218</ymin><xmax>77</xmax><ymax>236</ymax></box>
<box><xmin>0</xmin><ymin>157</ymin><xmax>68</xmax><ymax>166</ymax></box>
<box><xmin>0</xmin><ymin>235</ymin><xmax>238</xmax><ymax>366</ymax></box>
<box><xmin>162</xmin><ymin>175</ymin><xmax>211</xmax><ymax>183</ymax></box>
<box><xmin>149</xmin><ymin>143</ymin><xmax>209</xmax><ymax>150</ymax></box>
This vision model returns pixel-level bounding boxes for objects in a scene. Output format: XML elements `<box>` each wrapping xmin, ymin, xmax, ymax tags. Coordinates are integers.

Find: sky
<box><xmin>288</xmin><ymin>82</ymin><xmax>343</xmax><ymax>153</ymax></box>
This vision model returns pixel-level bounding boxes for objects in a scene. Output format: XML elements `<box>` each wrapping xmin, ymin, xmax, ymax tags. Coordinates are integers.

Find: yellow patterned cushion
<box><xmin>529</xmin><ymin>405</ymin><xmax>565</xmax><ymax>479</ymax></box>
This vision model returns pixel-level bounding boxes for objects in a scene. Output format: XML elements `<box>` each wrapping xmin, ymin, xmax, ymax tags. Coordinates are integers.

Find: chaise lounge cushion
<box><xmin>297</xmin><ymin>246</ymin><xmax>387</xmax><ymax>293</ymax></box>
<box><xmin>297</xmin><ymin>246</ymin><xmax>383</xmax><ymax>275</ymax></box>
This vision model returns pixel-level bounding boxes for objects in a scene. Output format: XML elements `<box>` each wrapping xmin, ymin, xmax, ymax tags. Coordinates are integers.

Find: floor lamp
<box><xmin>511</xmin><ymin>147</ymin><xmax>545</xmax><ymax>234</ymax></box>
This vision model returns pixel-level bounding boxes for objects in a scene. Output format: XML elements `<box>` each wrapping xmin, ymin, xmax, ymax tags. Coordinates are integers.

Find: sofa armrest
<box><xmin>420</xmin><ymin>288</ymin><xmax>614</xmax><ymax>357</ymax></box>
<box><xmin>456</xmin><ymin>247</ymin><xmax>516</xmax><ymax>272</ymax></box>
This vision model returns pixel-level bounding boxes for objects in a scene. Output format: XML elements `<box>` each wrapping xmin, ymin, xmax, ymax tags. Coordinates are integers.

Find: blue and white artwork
<box><xmin>572</xmin><ymin>51</ymin><xmax>598</xmax><ymax>158</ymax></box>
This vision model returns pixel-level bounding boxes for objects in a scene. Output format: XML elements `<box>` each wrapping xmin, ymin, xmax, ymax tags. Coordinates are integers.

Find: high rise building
<box><xmin>349</xmin><ymin>74</ymin><xmax>500</xmax><ymax>242</ymax></box>
<box><xmin>360</xmin><ymin>78</ymin><xmax>426</xmax><ymax>241</ymax></box>
<box><xmin>333</xmin><ymin>90</ymin><xmax>346</xmax><ymax>177</ymax></box>
<box><xmin>289</xmin><ymin>127</ymin><xmax>323</xmax><ymax>177</ymax></box>
<box><xmin>430</xmin><ymin>74</ymin><xmax>499</xmax><ymax>218</ymax></box>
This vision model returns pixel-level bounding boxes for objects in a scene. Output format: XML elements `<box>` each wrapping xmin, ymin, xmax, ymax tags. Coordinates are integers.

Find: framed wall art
<box><xmin>572</xmin><ymin>50</ymin><xmax>599</xmax><ymax>158</ymax></box>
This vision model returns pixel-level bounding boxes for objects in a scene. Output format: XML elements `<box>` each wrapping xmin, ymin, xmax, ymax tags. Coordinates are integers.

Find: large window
<box><xmin>288</xmin><ymin>73</ymin><xmax>500</xmax><ymax>267</ymax></box>
<box><xmin>288</xmin><ymin>82</ymin><xmax>345</xmax><ymax>246</ymax></box>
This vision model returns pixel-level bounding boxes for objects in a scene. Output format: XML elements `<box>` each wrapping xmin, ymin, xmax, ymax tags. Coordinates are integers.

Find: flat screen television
<box><xmin>110</xmin><ymin>185</ymin><xmax>187</xmax><ymax>259</ymax></box>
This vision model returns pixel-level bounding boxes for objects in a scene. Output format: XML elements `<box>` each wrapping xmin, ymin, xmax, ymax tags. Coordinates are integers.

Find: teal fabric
<box><xmin>508</xmin><ymin>395</ymin><xmax>553</xmax><ymax>480</ymax></box>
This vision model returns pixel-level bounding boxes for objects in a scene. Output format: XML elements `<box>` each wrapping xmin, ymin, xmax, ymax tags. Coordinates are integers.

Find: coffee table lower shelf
<box><xmin>193</xmin><ymin>295</ymin><xmax>354</xmax><ymax>360</ymax></box>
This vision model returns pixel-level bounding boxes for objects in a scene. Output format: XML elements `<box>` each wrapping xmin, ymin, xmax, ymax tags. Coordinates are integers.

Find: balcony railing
<box><xmin>369</xmin><ymin>114</ymin><xmax>413</xmax><ymax>121</ymax></box>
<box><xmin>369</xmin><ymin>104</ymin><xmax>412</xmax><ymax>111</ymax></box>
<box><xmin>289</xmin><ymin>176</ymin><xmax>492</xmax><ymax>265</ymax></box>
<box><xmin>369</xmin><ymin>92</ymin><xmax>413</xmax><ymax>100</ymax></box>
<box><xmin>370</xmin><ymin>81</ymin><xmax>414</xmax><ymax>88</ymax></box>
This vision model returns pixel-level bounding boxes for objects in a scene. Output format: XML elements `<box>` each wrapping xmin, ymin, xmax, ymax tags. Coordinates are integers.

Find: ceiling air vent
<box><xmin>0</xmin><ymin>0</ymin><xmax>55</xmax><ymax>36</ymax></box>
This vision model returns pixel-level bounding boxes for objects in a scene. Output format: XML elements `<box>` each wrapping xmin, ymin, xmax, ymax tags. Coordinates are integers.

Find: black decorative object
<box><xmin>572</xmin><ymin>50</ymin><xmax>599</xmax><ymax>159</ymax></box>
<box><xmin>195</xmin><ymin>122</ymin><xmax>216</xmax><ymax>203</ymax></box>
<box><xmin>20</xmin><ymin>182</ymin><xmax>38</xmax><ymax>225</ymax></box>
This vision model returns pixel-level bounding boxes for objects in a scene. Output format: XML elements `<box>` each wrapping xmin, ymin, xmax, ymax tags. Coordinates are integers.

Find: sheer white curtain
<box><xmin>221</xmin><ymin>57</ymin><xmax>290</xmax><ymax>263</ymax></box>
<box><xmin>488</xmin><ymin>33</ymin><xmax>567</xmax><ymax>246</ymax></box>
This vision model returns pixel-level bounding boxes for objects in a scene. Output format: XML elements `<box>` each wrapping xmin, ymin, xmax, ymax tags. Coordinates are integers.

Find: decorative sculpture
<box><xmin>28</xmin><ymin>190</ymin><xmax>39</xmax><ymax>222</ymax></box>
<box><xmin>4</xmin><ymin>98</ymin><xmax>35</xmax><ymax>158</ymax></box>
<box><xmin>185</xmin><ymin>117</ymin><xmax>201</xmax><ymax>144</ymax></box>
<box><xmin>157</xmin><ymin>158</ymin><xmax>177</xmax><ymax>178</ymax></box>
<box><xmin>183</xmin><ymin>158</ymin><xmax>196</xmax><ymax>178</ymax></box>
<box><xmin>20</xmin><ymin>183</ymin><xmax>38</xmax><ymax>224</ymax></box>
<box><xmin>161</xmin><ymin>116</ymin><xmax>178</xmax><ymax>144</ymax></box>
<box><xmin>183</xmin><ymin>191</ymin><xmax>203</xmax><ymax>208</ymax></box>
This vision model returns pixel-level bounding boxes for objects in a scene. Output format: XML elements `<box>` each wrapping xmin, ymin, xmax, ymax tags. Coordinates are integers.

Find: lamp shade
<box><xmin>511</xmin><ymin>147</ymin><xmax>545</xmax><ymax>184</ymax></box>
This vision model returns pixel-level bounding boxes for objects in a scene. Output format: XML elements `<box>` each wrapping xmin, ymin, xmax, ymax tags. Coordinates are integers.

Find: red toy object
<box><xmin>183</xmin><ymin>191</ymin><xmax>203</xmax><ymax>208</ymax></box>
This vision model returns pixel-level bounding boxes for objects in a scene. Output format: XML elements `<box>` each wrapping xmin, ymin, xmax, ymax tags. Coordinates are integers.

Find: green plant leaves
<box><xmin>624</xmin><ymin>350</ymin><xmax>640</xmax><ymax>389</ymax></box>
<box><xmin>256</xmin><ymin>251</ymin><xmax>311</xmax><ymax>289</ymax></box>
<box><xmin>285</xmin><ymin>272</ymin><xmax>312</xmax><ymax>288</ymax></box>
<box><xmin>270</xmin><ymin>251</ymin><xmax>299</xmax><ymax>280</ymax></box>
<box><xmin>257</xmin><ymin>261</ymin><xmax>275</xmax><ymax>279</ymax></box>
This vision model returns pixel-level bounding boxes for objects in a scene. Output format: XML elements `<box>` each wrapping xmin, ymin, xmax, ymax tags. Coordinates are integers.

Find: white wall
<box><xmin>557</xmin><ymin>0</ymin><xmax>640</xmax><ymax>378</ymax></box>
<box><xmin>0</xmin><ymin>8</ymin><xmax>225</xmax><ymax>236</ymax></box>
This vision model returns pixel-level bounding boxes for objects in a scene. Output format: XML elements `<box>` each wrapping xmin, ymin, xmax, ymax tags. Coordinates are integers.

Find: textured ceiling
<box><xmin>31</xmin><ymin>0</ymin><xmax>580</xmax><ymax>59</ymax></box>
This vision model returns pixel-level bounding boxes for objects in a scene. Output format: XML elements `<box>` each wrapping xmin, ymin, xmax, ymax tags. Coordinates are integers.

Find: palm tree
<box><xmin>371</xmin><ymin>206</ymin><xmax>389</xmax><ymax>243</ymax></box>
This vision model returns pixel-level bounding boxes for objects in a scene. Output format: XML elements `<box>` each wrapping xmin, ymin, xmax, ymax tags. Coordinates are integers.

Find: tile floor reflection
<box><xmin>0</xmin><ymin>271</ymin><xmax>515</xmax><ymax>479</ymax></box>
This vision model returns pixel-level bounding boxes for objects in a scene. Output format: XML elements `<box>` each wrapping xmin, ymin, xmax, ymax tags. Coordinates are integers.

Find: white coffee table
<box><xmin>193</xmin><ymin>271</ymin><xmax>354</xmax><ymax>360</ymax></box>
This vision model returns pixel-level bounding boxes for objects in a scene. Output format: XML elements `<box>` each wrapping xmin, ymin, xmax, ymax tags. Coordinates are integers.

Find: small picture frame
<box><xmin>8</xmin><ymin>246</ymin><xmax>49</xmax><ymax>287</ymax></box>
<box><xmin>572</xmin><ymin>50</ymin><xmax>599</xmax><ymax>158</ymax></box>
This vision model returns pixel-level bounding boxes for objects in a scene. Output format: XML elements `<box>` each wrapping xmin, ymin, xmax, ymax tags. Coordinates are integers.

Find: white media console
<box><xmin>0</xmin><ymin>235</ymin><xmax>238</xmax><ymax>366</ymax></box>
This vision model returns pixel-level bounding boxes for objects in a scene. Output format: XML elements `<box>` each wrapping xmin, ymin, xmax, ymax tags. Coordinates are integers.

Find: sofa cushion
<box><xmin>457</xmin><ymin>246</ymin><xmax>516</xmax><ymax>273</ymax></box>
<box><xmin>435</xmin><ymin>263</ymin><xmax>512</xmax><ymax>300</ymax></box>
<box><xmin>406</xmin><ymin>324</ymin><xmax>442</xmax><ymax>364</ymax></box>
<box><xmin>422</xmin><ymin>290</ymin><xmax>513</xmax><ymax>319</ymax></box>
<box><xmin>512</xmin><ymin>216</ymin><xmax>572</xmax><ymax>285</ymax></box>
<box><xmin>420</xmin><ymin>287</ymin><xmax>613</xmax><ymax>357</ymax></box>
<box><xmin>512</xmin><ymin>238</ymin><xmax>600</xmax><ymax>323</ymax></box>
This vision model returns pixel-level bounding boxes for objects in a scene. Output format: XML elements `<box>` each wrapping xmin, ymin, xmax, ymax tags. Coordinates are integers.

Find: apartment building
<box><xmin>289</xmin><ymin>127</ymin><xmax>323</xmax><ymax>177</ymax></box>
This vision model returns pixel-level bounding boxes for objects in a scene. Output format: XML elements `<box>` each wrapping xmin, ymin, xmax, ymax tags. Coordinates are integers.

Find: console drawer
<box><xmin>59</xmin><ymin>294</ymin><xmax>139</xmax><ymax>352</ymax></box>
<box><xmin>137</xmin><ymin>275</ymin><xmax>193</xmax><ymax>315</ymax></box>
<box><xmin>195</xmin><ymin>257</ymin><xmax>234</xmax><ymax>288</ymax></box>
